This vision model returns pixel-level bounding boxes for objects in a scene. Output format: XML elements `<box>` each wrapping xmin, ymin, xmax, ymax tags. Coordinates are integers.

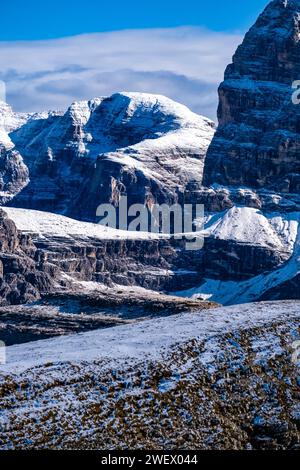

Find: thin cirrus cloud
<box><xmin>0</xmin><ymin>27</ymin><xmax>242</xmax><ymax>120</ymax></box>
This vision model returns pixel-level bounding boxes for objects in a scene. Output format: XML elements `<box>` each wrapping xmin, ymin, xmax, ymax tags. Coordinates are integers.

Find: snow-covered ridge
<box><xmin>0</xmin><ymin>101</ymin><xmax>32</xmax><ymax>150</ymax></box>
<box><xmin>0</xmin><ymin>101</ymin><xmax>31</xmax><ymax>135</ymax></box>
<box><xmin>1</xmin><ymin>300</ymin><xmax>299</xmax><ymax>375</ymax></box>
<box><xmin>3</xmin><ymin>207</ymin><xmax>164</xmax><ymax>241</ymax></box>
<box><xmin>0</xmin><ymin>92</ymin><xmax>215</xmax><ymax>218</ymax></box>
<box><xmin>10</xmin><ymin>92</ymin><xmax>215</xmax><ymax>162</ymax></box>
<box><xmin>5</xmin><ymin>206</ymin><xmax>298</xmax><ymax>252</ymax></box>
<box><xmin>204</xmin><ymin>206</ymin><xmax>299</xmax><ymax>252</ymax></box>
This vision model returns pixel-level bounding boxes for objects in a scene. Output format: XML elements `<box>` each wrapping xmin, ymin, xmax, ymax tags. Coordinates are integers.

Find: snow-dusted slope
<box><xmin>204</xmin><ymin>206</ymin><xmax>299</xmax><ymax>253</ymax></box>
<box><xmin>0</xmin><ymin>300</ymin><xmax>299</xmax><ymax>450</ymax></box>
<box><xmin>90</xmin><ymin>92</ymin><xmax>214</xmax><ymax>178</ymax></box>
<box><xmin>11</xmin><ymin>92</ymin><xmax>213</xmax><ymax>161</ymax></box>
<box><xmin>0</xmin><ymin>300</ymin><xmax>298</xmax><ymax>375</ymax></box>
<box><xmin>179</xmin><ymin>210</ymin><xmax>300</xmax><ymax>305</ymax></box>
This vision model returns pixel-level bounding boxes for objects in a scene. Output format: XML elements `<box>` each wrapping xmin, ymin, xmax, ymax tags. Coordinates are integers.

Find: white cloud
<box><xmin>0</xmin><ymin>27</ymin><xmax>242</xmax><ymax>120</ymax></box>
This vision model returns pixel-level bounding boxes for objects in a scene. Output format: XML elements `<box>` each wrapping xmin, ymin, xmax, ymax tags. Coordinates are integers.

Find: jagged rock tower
<box><xmin>204</xmin><ymin>0</ymin><xmax>300</xmax><ymax>194</ymax></box>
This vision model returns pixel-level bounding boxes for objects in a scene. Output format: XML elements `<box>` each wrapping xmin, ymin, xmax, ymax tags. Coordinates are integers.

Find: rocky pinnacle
<box><xmin>203</xmin><ymin>0</ymin><xmax>300</xmax><ymax>193</ymax></box>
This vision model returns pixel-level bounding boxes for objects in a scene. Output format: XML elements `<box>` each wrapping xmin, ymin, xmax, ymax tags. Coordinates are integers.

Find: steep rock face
<box><xmin>0</xmin><ymin>146</ymin><xmax>29</xmax><ymax>202</ymax></box>
<box><xmin>7</xmin><ymin>93</ymin><xmax>214</xmax><ymax>220</ymax></box>
<box><xmin>0</xmin><ymin>209</ymin><xmax>53</xmax><ymax>305</ymax></box>
<box><xmin>204</xmin><ymin>0</ymin><xmax>300</xmax><ymax>193</ymax></box>
<box><xmin>184</xmin><ymin>0</ymin><xmax>300</xmax><ymax>304</ymax></box>
<box><xmin>0</xmin><ymin>102</ymin><xmax>29</xmax><ymax>202</ymax></box>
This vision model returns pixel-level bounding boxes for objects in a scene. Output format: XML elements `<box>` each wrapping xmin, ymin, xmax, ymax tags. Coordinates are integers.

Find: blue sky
<box><xmin>0</xmin><ymin>1</ymin><xmax>270</xmax><ymax>118</ymax></box>
<box><xmin>2</xmin><ymin>0</ymin><xmax>269</xmax><ymax>41</ymax></box>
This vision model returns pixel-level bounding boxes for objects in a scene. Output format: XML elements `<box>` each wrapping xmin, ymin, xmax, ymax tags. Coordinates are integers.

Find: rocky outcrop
<box><xmin>204</xmin><ymin>0</ymin><xmax>300</xmax><ymax>194</ymax></box>
<box><xmin>34</xmin><ymin>233</ymin><xmax>285</xmax><ymax>289</ymax></box>
<box><xmin>0</xmin><ymin>145</ymin><xmax>29</xmax><ymax>202</ymax></box>
<box><xmin>0</xmin><ymin>288</ymin><xmax>217</xmax><ymax>346</ymax></box>
<box><xmin>0</xmin><ymin>209</ymin><xmax>53</xmax><ymax>305</ymax></box>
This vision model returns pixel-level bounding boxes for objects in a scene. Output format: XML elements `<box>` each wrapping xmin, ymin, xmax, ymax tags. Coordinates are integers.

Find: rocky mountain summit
<box><xmin>1</xmin><ymin>93</ymin><xmax>214</xmax><ymax>220</ymax></box>
<box><xmin>204</xmin><ymin>0</ymin><xmax>300</xmax><ymax>194</ymax></box>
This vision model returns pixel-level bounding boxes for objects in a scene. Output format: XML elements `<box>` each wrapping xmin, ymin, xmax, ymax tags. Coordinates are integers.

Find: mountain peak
<box><xmin>203</xmin><ymin>0</ymin><xmax>300</xmax><ymax>193</ymax></box>
<box><xmin>1</xmin><ymin>92</ymin><xmax>214</xmax><ymax>219</ymax></box>
<box><xmin>226</xmin><ymin>0</ymin><xmax>300</xmax><ymax>83</ymax></box>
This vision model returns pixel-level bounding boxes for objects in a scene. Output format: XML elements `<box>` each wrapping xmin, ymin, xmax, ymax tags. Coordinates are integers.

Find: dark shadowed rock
<box><xmin>0</xmin><ymin>146</ymin><xmax>29</xmax><ymax>202</ymax></box>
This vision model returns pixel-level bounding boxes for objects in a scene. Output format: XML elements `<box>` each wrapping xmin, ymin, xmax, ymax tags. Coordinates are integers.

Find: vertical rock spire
<box><xmin>203</xmin><ymin>0</ymin><xmax>300</xmax><ymax>193</ymax></box>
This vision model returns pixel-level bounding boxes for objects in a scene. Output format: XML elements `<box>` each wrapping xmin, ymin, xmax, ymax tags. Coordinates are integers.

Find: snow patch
<box><xmin>204</xmin><ymin>206</ymin><xmax>298</xmax><ymax>252</ymax></box>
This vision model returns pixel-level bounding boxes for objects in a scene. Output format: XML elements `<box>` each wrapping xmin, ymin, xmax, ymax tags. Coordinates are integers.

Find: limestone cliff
<box><xmin>204</xmin><ymin>0</ymin><xmax>300</xmax><ymax>193</ymax></box>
